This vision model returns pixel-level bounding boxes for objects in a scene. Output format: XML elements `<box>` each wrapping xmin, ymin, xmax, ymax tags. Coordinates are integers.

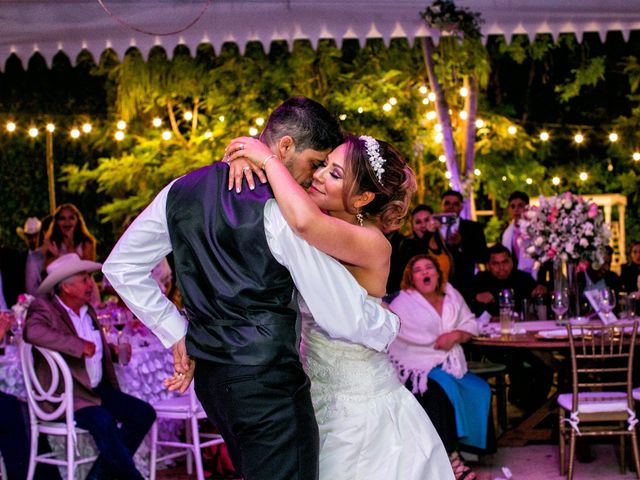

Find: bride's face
<box><xmin>308</xmin><ymin>143</ymin><xmax>351</xmax><ymax>214</ymax></box>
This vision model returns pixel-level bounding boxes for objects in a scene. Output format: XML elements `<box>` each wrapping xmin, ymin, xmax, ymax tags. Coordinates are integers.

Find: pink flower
<box><xmin>17</xmin><ymin>294</ymin><xmax>27</xmax><ymax>304</ymax></box>
<box><xmin>587</xmin><ymin>203</ymin><xmax>598</xmax><ymax>219</ymax></box>
<box><xmin>547</xmin><ymin>214</ymin><xmax>556</xmax><ymax>223</ymax></box>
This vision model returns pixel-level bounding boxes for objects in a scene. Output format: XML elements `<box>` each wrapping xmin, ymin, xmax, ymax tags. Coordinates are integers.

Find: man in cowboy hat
<box><xmin>16</xmin><ymin>216</ymin><xmax>45</xmax><ymax>295</ymax></box>
<box><xmin>24</xmin><ymin>253</ymin><xmax>155</xmax><ymax>480</ymax></box>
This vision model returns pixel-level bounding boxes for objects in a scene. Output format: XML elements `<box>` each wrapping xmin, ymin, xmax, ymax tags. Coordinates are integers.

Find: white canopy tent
<box><xmin>1</xmin><ymin>0</ymin><xmax>640</xmax><ymax>66</ymax></box>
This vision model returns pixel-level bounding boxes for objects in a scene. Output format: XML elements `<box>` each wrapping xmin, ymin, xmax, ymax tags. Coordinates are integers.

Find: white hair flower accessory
<box><xmin>359</xmin><ymin>135</ymin><xmax>386</xmax><ymax>185</ymax></box>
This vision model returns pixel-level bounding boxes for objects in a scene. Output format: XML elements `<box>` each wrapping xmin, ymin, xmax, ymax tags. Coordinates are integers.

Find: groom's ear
<box><xmin>353</xmin><ymin>191</ymin><xmax>375</xmax><ymax>209</ymax></box>
<box><xmin>277</xmin><ymin>136</ymin><xmax>295</xmax><ymax>158</ymax></box>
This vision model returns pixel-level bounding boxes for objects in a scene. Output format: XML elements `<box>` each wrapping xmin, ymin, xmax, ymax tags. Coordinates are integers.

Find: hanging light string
<box><xmin>95</xmin><ymin>0</ymin><xmax>212</xmax><ymax>36</ymax></box>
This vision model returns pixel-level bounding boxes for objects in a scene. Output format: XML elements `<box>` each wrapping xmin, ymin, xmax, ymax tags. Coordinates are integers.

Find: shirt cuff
<box><xmin>152</xmin><ymin>313</ymin><xmax>189</xmax><ymax>348</ymax></box>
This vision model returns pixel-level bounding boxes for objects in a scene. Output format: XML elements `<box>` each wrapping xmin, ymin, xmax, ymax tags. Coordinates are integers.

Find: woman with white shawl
<box><xmin>388</xmin><ymin>254</ymin><xmax>493</xmax><ymax>480</ymax></box>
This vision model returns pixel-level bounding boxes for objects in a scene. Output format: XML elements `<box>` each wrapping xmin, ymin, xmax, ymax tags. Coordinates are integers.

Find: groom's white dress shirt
<box><xmin>103</xmin><ymin>180</ymin><xmax>399</xmax><ymax>352</ymax></box>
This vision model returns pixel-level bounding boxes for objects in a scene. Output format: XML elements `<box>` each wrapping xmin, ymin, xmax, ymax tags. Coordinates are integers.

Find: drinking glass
<box><xmin>597</xmin><ymin>288</ymin><xmax>616</xmax><ymax>322</ymax></box>
<box><xmin>551</xmin><ymin>290</ymin><xmax>569</xmax><ymax>324</ymax></box>
<box><xmin>619</xmin><ymin>292</ymin><xmax>633</xmax><ymax>320</ymax></box>
<box><xmin>117</xmin><ymin>334</ymin><xmax>132</xmax><ymax>366</ymax></box>
<box><xmin>499</xmin><ymin>289</ymin><xmax>515</xmax><ymax>310</ymax></box>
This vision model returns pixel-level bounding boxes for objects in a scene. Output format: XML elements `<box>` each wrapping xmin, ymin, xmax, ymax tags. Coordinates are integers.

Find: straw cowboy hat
<box><xmin>37</xmin><ymin>253</ymin><xmax>102</xmax><ymax>295</ymax></box>
<box><xmin>16</xmin><ymin>217</ymin><xmax>42</xmax><ymax>240</ymax></box>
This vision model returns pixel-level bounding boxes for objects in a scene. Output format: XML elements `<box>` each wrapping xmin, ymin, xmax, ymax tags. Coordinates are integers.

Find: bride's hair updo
<box><xmin>341</xmin><ymin>134</ymin><xmax>416</xmax><ymax>231</ymax></box>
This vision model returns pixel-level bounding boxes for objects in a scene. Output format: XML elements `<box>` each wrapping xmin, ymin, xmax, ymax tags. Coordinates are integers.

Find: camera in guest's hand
<box><xmin>432</xmin><ymin>213</ymin><xmax>457</xmax><ymax>226</ymax></box>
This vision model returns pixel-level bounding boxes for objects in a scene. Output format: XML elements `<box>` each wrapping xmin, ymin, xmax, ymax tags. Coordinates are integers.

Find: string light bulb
<box><xmin>539</xmin><ymin>131</ymin><xmax>550</xmax><ymax>142</ymax></box>
<box><xmin>357</xmin><ymin>107</ymin><xmax>364</xmax><ymax>114</ymax></box>
<box><xmin>633</xmin><ymin>152</ymin><xmax>640</xmax><ymax>162</ymax></box>
<box><xmin>6</xmin><ymin>122</ymin><xmax>16</xmax><ymax>132</ymax></box>
<box><xmin>422</xmin><ymin>98</ymin><xmax>429</xmax><ymax>105</ymax></box>
<box><xmin>552</xmin><ymin>176</ymin><xmax>561</xmax><ymax>186</ymax></box>
<box><xmin>609</xmin><ymin>132</ymin><xmax>619</xmax><ymax>142</ymax></box>
<box><xmin>428</xmin><ymin>92</ymin><xmax>436</xmax><ymax>102</ymax></box>
<box><xmin>204</xmin><ymin>131</ymin><xmax>213</xmax><ymax>139</ymax></box>
<box><xmin>218</xmin><ymin>116</ymin><xmax>225</xmax><ymax>122</ymax></box>
<box><xmin>473</xmin><ymin>168</ymin><xmax>481</xmax><ymax>176</ymax></box>
<box><xmin>389</xmin><ymin>97</ymin><xmax>397</xmax><ymax>106</ymax></box>
<box><xmin>438</xmin><ymin>155</ymin><xmax>446</xmax><ymax>163</ymax></box>
<box><xmin>117</xmin><ymin>120</ymin><xmax>127</xmax><ymax>131</ymax></box>
<box><xmin>419</xmin><ymin>85</ymin><xmax>428</xmax><ymax>95</ymax></box>
<box><xmin>183</xmin><ymin>111</ymin><xmax>193</xmax><ymax>121</ymax></box>
<box><xmin>574</xmin><ymin>133</ymin><xmax>584</xmax><ymax>144</ymax></box>
<box><xmin>475</xmin><ymin>119</ymin><xmax>484</xmax><ymax>129</ymax></box>
<box><xmin>28</xmin><ymin>127</ymin><xmax>38</xmax><ymax>138</ymax></box>
<box><xmin>152</xmin><ymin>117</ymin><xmax>162</xmax><ymax>128</ymax></box>
<box><xmin>501</xmin><ymin>176</ymin><xmax>507</xmax><ymax>182</ymax></box>
<box><xmin>434</xmin><ymin>133</ymin><xmax>443</xmax><ymax>143</ymax></box>
<box><xmin>382</xmin><ymin>103</ymin><xmax>392</xmax><ymax>112</ymax></box>
<box><xmin>81</xmin><ymin>123</ymin><xmax>92</xmax><ymax>134</ymax></box>
<box><xmin>459</xmin><ymin>87</ymin><xmax>468</xmax><ymax>97</ymax></box>
<box><xmin>114</xmin><ymin>131</ymin><xmax>125</xmax><ymax>141</ymax></box>
<box><xmin>434</xmin><ymin>123</ymin><xmax>442</xmax><ymax>132</ymax></box>
<box><xmin>70</xmin><ymin>128</ymin><xmax>81</xmax><ymax>139</ymax></box>
<box><xmin>579</xmin><ymin>171</ymin><xmax>588</xmax><ymax>181</ymax></box>
<box><xmin>161</xmin><ymin>130</ymin><xmax>172</xmax><ymax>141</ymax></box>
<box><xmin>249</xmin><ymin>127</ymin><xmax>259</xmax><ymax>136</ymax></box>
<box><xmin>444</xmin><ymin>171</ymin><xmax>452</xmax><ymax>179</ymax></box>
<box><xmin>459</xmin><ymin>111</ymin><xmax>468</xmax><ymax>121</ymax></box>
<box><xmin>339</xmin><ymin>114</ymin><xmax>347</xmax><ymax>121</ymax></box>
<box><xmin>525</xmin><ymin>177</ymin><xmax>533</xmax><ymax>185</ymax></box>
<box><xmin>255</xmin><ymin>117</ymin><xmax>265</xmax><ymax>126</ymax></box>
<box><xmin>46</xmin><ymin>123</ymin><xmax>55</xmax><ymax>133</ymax></box>
<box><xmin>426</xmin><ymin>111</ymin><xmax>437</xmax><ymax>121</ymax></box>
<box><xmin>507</xmin><ymin>125</ymin><xmax>517</xmax><ymax>135</ymax></box>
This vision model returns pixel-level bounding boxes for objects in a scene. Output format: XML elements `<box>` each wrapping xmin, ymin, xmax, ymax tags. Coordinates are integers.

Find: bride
<box><xmin>226</xmin><ymin>133</ymin><xmax>454</xmax><ymax>479</ymax></box>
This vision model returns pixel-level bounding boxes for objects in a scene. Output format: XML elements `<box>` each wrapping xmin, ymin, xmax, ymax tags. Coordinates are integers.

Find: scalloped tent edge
<box><xmin>1</xmin><ymin>0</ymin><xmax>640</xmax><ymax>68</ymax></box>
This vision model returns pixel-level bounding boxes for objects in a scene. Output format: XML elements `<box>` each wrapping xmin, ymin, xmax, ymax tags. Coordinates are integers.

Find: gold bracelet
<box><xmin>261</xmin><ymin>154</ymin><xmax>278</xmax><ymax>170</ymax></box>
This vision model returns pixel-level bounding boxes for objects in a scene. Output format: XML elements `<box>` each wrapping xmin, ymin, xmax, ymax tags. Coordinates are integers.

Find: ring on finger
<box><xmin>243</xmin><ymin>166</ymin><xmax>251</xmax><ymax>172</ymax></box>
<box><xmin>239</xmin><ymin>143</ymin><xmax>245</xmax><ymax>150</ymax></box>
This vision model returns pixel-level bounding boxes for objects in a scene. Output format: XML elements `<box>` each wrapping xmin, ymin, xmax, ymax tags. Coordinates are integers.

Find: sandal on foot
<box><xmin>449</xmin><ymin>451</ymin><xmax>477</xmax><ymax>480</ymax></box>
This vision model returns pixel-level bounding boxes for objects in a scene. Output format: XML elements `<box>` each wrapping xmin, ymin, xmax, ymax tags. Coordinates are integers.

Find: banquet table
<box><xmin>468</xmin><ymin>319</ymin><xmax>638</xmax><ymax>446</ymax></box>
<box><xmin>0</xmin><ymin>333</ymin><xmax>182</xmax><ymax>477</ymax></box>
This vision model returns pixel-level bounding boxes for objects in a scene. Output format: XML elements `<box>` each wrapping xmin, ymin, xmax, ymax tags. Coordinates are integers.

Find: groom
<box><xmin>103</xmin><ymin>97</ymin><xmax>399</xmax><ymax>480</ymax></box>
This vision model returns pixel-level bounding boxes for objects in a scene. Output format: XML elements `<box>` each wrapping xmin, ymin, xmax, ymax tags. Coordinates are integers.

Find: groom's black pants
<box><xmin>194</xmin><ymin>360</ymin><xmax>319</xmax><ymax>480</ymax></box>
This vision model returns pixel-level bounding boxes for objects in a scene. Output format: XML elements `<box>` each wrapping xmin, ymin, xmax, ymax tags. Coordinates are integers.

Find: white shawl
<box><xmin>388</xmin><ymin>283</ymin><xmax>479</xmax><ymax>394</ymax></box>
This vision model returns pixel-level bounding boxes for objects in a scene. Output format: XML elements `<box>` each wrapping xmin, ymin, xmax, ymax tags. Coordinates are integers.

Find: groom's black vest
<box><xmin>166</xmin><ymin>164</ymin><xmax>298</xmax><ymax>365</ymax></box>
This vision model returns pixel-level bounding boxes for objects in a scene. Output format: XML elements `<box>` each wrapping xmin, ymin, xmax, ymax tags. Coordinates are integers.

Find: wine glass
<box><xmin>551</xmin><ymin>290</ymin><xmax>569</xmax><ymax>324</ymax></box>
<box><xmin>597</xmin><ymin>288</ymin><xmax>616</xmax><ymax>323</ymax></box>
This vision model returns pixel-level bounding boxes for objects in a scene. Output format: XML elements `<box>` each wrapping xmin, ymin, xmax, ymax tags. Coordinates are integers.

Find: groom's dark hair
<box><xmin>260</xmin><ymin>96</ymin><xmax>343</xmax><ymax>152</ymax></box>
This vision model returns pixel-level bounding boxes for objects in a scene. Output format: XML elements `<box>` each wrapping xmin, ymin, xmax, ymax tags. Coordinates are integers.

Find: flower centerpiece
<box><xmin>518</xmin><ymin>191</ymin><xmax>610</xmax><ymax>269</ymax></box>
<box><xmin>11</xmin><ymin>293</ymin><xmax>35</xmax><ymax>321</ymax></box>
<box><xmin>518</xmin><ymin>192</ymin><xmax>611</xmax><ymax>321</ymax></box>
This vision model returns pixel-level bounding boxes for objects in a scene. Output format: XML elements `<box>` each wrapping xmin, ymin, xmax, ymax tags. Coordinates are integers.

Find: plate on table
<box><xmin>535</xmin><ymin>328</ymin><xmax>585</xmax><ymax>340</ymax></box>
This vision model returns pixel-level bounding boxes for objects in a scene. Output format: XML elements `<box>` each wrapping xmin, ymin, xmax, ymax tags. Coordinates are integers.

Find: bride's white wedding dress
<box><xmin>299</xmin><ymin>297</ymin><xmax>454</xmax><ymax>480</ymax></box>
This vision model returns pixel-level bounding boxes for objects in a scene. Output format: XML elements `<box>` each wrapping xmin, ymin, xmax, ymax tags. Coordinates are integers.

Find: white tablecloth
<box><xmin>0</xmin><ymin>334</ymin><xmax>183</xmax><ymax>478</ymax></box>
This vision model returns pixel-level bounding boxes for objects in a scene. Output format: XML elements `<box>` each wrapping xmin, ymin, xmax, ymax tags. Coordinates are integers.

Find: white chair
<box><xmin>20</xmin><ymin>343</ymin><xmax>97</xmax><ymax>480</ymax></box>
<box><xmin>149</xmin><ymin>384</ymin><xmax>224</xmax><ymax>480</ymax></box>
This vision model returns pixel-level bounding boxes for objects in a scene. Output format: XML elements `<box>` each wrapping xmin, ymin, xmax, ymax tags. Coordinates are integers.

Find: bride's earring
<box><xmin>356</xmin><ymin>209</ymin><xmax>364</xmax><ymax>227</ymax></box>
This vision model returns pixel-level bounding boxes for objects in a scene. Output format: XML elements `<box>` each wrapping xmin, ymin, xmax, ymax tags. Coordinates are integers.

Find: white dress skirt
<box><xmin>299</xmin><ymin>298</ymin><xmax>454</xmax><ymax>480</ymax></box>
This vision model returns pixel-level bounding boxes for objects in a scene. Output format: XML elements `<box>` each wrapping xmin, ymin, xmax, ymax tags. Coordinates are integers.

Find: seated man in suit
<box><xmin>439</xmin><ymin>190</ymin><xmax>488</xmax><ymax>301</ymax></box>
<box><xmin>470</xmin><ymin>244</ymin><xmax>547</xmax><ymax>317</ymax></box>
<box><xmin>24</xmin><ymin>253</ymin><xmax>155</xmax><ymax>480</ymax></box>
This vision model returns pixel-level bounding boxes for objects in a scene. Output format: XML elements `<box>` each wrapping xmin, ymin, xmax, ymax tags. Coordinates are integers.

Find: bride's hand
<box><xmin>225</xmin><ymin>137</ymin><xmax>277</xmax><ymax>191</ymax></box>
<box><xmin>225</xmin><ymin>157</ymin><xmax>264</xmax><ymax>193</ymax></box>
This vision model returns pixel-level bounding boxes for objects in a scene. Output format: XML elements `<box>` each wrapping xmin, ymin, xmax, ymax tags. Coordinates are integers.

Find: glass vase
<box><xmin>553</xmin><ymin>258</ymin><xmax>581</xmax><ymax>323</ymax></box>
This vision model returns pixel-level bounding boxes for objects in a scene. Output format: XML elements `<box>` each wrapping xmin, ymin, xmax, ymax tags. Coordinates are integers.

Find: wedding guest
<box><xmin>0</xmin><ymin>311</ymin><xmax>61</xmax><ymax>480</ymax></box>
<box><xmin>621</xmin><ymin>241</ymin><xmax>640</xmax><ymax>293</ymax></box>
<box><xmin>578</xmin><ymin>246</ymin><xmax>621</xmax><ymax>295</ymax></box>
<box><xmin>17</xmin><ymin>216</ymin><xmax>45</xmax><ymax>295</ymax></box>
<box><xmin>500</xmin><ymin>191</ymin><xmax>536</xmax><ymax>278</ymax></box>
<box><xmin>42</xmin><ymin>204</ymin><xmax>97</xmax><ymax>267</ymax></box>
<box><xmin>24</xmin><ymin>253</ymin><xmax>155</xmax><ymax>480</ymax></box>
<box><xmin>439</xmin><ymin>190</ymin><xmax>488</xmax><ymax>301</ymax></box>
<box><xmin>470</xmin><ymin>244</ymin><xmax>546</xmax><ymax>317</ymax></box>
<box><xmin>389</xmin><ymin>254</ymin><xmax>493</xmax><ymax>479</ymax></box>
<box><xmin>384</xmin><ymin>221</ymin><xmax>408</xmax><ymax>297</ymax></box>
